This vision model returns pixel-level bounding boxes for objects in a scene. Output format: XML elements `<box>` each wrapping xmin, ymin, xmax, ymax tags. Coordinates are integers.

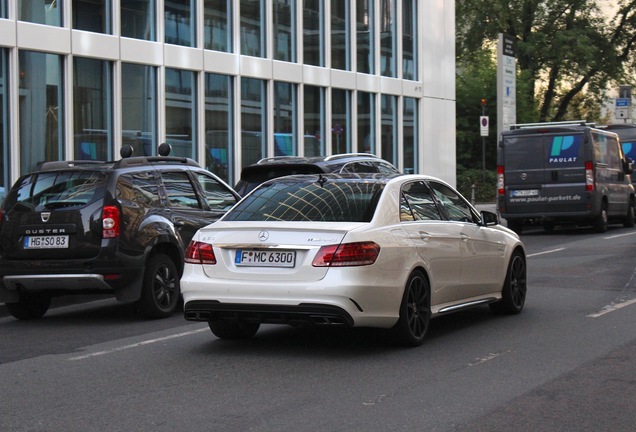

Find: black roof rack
<box><xmin>509</xmin><ymin>120</ymin><xmax>593</xmax><ymax>130</ymax></box>
<box><xmin>36</xmin><ymin>160</ymin><xmax>109</xmax><ymax>171</ymax></box>
<box><xmin>113</xmin><ymin>155</ymin><xmax>200</xmax><ymax>169</ymax></box>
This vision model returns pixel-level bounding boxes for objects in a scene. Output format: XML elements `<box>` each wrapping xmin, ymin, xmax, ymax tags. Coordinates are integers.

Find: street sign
<box><xmin>616</xmin><ymin>98</ymin><xmax>630</xmax><ymax>107</ymax></box>
<box><xmin>480</xmin><ymin>116</ymin><xmax>489</xmax><ymax>136</ymax></box>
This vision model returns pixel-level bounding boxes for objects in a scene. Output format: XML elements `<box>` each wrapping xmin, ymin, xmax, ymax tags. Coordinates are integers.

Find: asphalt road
<box><xmin>1</xmin><ymin>221</ymin><xmax>636</xmax><ymax>431</ymax></box>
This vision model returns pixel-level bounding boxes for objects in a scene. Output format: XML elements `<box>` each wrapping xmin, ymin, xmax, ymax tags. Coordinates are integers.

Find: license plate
<box><xmin>24</xmin><ymin>235</ymin><xmax>69</xmax><ymax>249</ymax></box>
<box><xmin>511</xmin><ymin>189</ymin><xmax>539</xmax><ymax>197</ymax></box>
<box><xmin>235</xmin><ymin>250</ymin><xmax>296</xmax><ymax>268</ymax></box>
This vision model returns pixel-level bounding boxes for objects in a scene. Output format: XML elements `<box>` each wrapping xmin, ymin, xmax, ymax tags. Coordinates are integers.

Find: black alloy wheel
<box><xmin>391</xmin><ymin>270</ymin><xmax>431</xmax><ymax>347</ymax></box>
<box><xmin>490</xmin><ymin>251</ymin><xmax>527</xmax><ymax>315</ymax></box>
<box><xmin>137</xmin><ymin>254</ymin><xmax>180</xmax><ymax>319</ymax></box>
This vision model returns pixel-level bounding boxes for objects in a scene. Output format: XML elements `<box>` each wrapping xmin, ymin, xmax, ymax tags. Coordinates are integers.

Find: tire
<box><xmin>209</xmin><ymin>320</ymin><xmax>260</xmax><ymax>340</ymax></box>
<box><xmin>506</xmin><ymin>219</ymin><xmax>523</xmax><ymax>235</ymax></box>
<box><xmin>390</xmin><ymin>270</ymin><xmax>431</xmax><ymax>347</ymax></box>
<box><xmin>136</xmin><ymin>253</ymin><xmax>180</xmax><ymax>319</ymax></box>
<box><xmin>490</xmin><ymin>251</ymin><xmax>527</xmax><ymax>315</ymax></box>
<box><xmin>594</xmin><ymin>203</ymin><xmax>608</xmax><ymax>233</ymax></box>
<box><xmin>5</xmin><ymin>293</ymin><xmax>51</xmax><ymax>320</ymax></box>
<box><xmin>624</xmin><ymin>199</ymin><xmax>635</xmax><ymax>228</ymax></box>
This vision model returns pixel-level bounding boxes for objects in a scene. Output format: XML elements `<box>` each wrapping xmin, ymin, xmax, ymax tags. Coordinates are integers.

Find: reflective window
<box><xmin>332</xmin><ymin>89</ymin><xmax>351</xmax><ymax>154</ymax></box>
<box><xmin>240</xmin><ymin>0</ymin><xmax>266</xmax><ymax>57</ymax></box>
<box><xmin>19</xmin><ymin>51</ymin><xmax>64</xmax><ymax>175</ymax></box>
<box><xmin>195</xmin><ymin>172</ymin><xmax>238</xmax><ymax>211</ymax></box>
<box><xmin>205</xmin><ymin>73</ymin><xmax>233</xmax><ymax>183</ymax></box>
<box><xmin>303</xmin><ymin>0</ymin><xmax>324</xmax><ymax>67</ymax></box>
<box><xmin>402</xmin><ymin>0</ymin><xmax>417</xmax><ymax>80</ymax></box>
<box><xmin>204</xmin><ymin>0</ymin><xmax>231</xmax><ymax>52</ymax></box>
<box><xmin>0</xmin><ymin>50</ymin><xmax>7</xmax><ymax>200</ymax></box>
<box><xmin>331</xmin><ymin>0</ymin><xmax>350</xmax><ymax>70</ymax></box>
<box><xmin>165</xmin><ymin>0</ymin><xmax>196</xmax><ymax>47</ymax></box>
<box><xmin>403</xmin><ymin>97</ymin><xmax>417</xmax><ymax>173</ymax></box>
<box><xmin>0</xmin><ymin>1</ymin><xmax>5</xmax><ymax>17</ymax></box>
<box><xmin>241</xmin><ymin>77</ymin><xmax>267</xmax><ymax>167</ymax></box>
<box><xmin>122</xmin><ymin>0</ymin><xmax>156</xmax><ymax>40</ymax></box>
<box><xmin>429</xmin><ymin>181</ymin><xmax>478</xmax><ymax>223</ymax></box>
<box><xmin>380</xmin><ymin>0</ymin><xmax>396</xmax><ymax>77</ymax></box>
<box><xmin>356</xmin><ymin>0</ymin><xmax>374</xmax><ymax>74</ymax></box>
<box><xmin>165</xmin><ymin>68</ymin><xmax>196</xmax><ymax>159</ymax></box>
<box><xmin>121</xmin><ymin>63</ymin><xmax>157</xmax><ymax>156</ymax></box>
<box><xmin>162</xmin><ymin>171</ymin><xmax>202</xmax><ymax>209</ymax></box>
<box><xmin>273</xmin><ymin>0</ymin><xmax>296</xmax><ymax>62</ymax></box>
<box><xmin>401</xmin><ymin>181</ymin><xmax>441</xmax><ymax>221</ymax></box>
<box><xmin>73</xmin><ymin>0</ymin><xmax>111</xmax><ymax>33</ymax></box>
<box><xmin>380</xmin><ymin>94</ymin><xmax>397</xmax><ymax>165</ymax></box>
<box><xmin>73</xmin><ymin>57</ymin><xmax>112</xmax><ymax>161</ymax></box>
<box><xmin>303</xmin><ymin>85</ymin><xmax>325</xmax><ymax>157</ymax></box>
<box><xmin>274</xmin><ymin>82</ymin><xmax>297</xmax><ymax>156</ymax></box>
<box><xmin>19</xmin><ymin>0</ymin><xmax>62</xmax><ymax>26</ymax></box>
<box><xmin>358</xmin><ymin>91</ymin><xmax>375</xmax><ymax>153</ymax></box>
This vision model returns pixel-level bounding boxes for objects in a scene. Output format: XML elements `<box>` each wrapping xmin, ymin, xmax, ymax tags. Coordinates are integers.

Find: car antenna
<box><xmin>317</xmin><ymin>174</ymin><xmax>327</xmax><ymax>187</ymax></box>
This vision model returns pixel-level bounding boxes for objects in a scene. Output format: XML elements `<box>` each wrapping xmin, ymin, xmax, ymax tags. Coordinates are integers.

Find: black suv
<box><xmin>234</xmin><ymin>153</ymin><xmax>400</xmax><ymax>196</ymax></box>
<box><xmin>0</xmin><ymin>144</ymin><xmax>240</xmax><ymax>320</ymax></box>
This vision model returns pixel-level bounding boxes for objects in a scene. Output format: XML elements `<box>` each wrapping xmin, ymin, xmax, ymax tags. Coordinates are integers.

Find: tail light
<box><xmin>497</xmin><ymin>165</ymin><xmax>505</xmax><ymax>195</ymax></box>
<box><xmin>102</xmin><ymin>205</ymin><xmax>120</xmax><ymax>238</ymax></box>
<box><xmin>312</xmin><ymin>241</ymin><xmax>380</xmax><ymax>267</ymax></box>
<box><xmin>185</xmin><ymin>241</ymin><xmax>217</xmax><ymax>265</ymax></box>
<box><xmin>585</xmin><ymin>161</ymin><xmax>595</xmax><ymax>192</ymax></box>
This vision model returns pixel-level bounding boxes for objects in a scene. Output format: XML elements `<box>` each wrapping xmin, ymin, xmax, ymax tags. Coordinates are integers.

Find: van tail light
<box><xmin>497</xmin><ymin>165</ymin><xmax>505</xmax><ymax>195</ymax></box>
<box><xmin>102</xmin><ymin>205</ymin><xmax>120</xmax><ymax>238</ymax></box>
<box><xmin>585</xmin><ymin>161</ymin><xmax>595</xmax><ymax>192</ymax></box>
<box><xmin>185</xmin><ymin>241</ymin><xmax>217</xmax><ymax>265</ymax></box>
<box><xmin>312</xmin><ymin>241</ymin><xmax>380</xmax><ymax>267</ymax></box>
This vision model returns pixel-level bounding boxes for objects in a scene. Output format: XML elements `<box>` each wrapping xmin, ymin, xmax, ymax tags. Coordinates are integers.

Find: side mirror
<box><xmin>480</xmin><ymin>210</ymin><xmax>499</xmax><ymax>227</ymax></box>
<box><xmin>624</xmin><ymin>158</ymin><xmax>634</xmax><ymax>175</ymax></box>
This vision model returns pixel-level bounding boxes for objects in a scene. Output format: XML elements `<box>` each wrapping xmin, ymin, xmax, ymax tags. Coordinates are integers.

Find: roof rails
<box><xmin>113</xmin><ymin>155</ymin><xmax>200</xmax><ymax>169</ymax></box>
<box><xmin>509</xmin><ymin>120</ymin><xmax>594</xmax><ymax>130</ymax></box>
<box><xmin>37</xmin><ymin>160</ymin><xmax>108</xmax><ymax>171</ymax></box>
<box><xmin>324</xmin><ymin>153</ymin><xmax>379</xmax><ymax>161</ymax></box>
<box><xmin>256</xmin><ymin>156</ymin><xmax>306</xmax><ymax>164</ymax></box>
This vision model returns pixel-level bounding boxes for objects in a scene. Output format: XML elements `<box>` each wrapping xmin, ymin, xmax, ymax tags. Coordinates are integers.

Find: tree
<box><xmin>456</xmin><ymin>0</ymin><xmax>636</xmax><ymax>122</ymax></box>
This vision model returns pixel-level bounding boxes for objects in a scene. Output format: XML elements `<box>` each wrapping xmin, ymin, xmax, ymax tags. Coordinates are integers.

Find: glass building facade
<box><xmin>0</xmin><ymin>0</ymin><xmax>456</xmax><ymax>196</ymax></box>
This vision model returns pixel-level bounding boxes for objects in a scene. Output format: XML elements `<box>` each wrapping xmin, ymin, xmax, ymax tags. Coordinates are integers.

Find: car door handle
<box><xmin>174</xmin><ymin>220</ymin><xmax>185</xmax><ymax>227</ymax></box>
<box><xmin>461</xmin><ymin>233</ymin><xmax>469</xmax><ymax>242</ymax></box>
<box><xmin>419</xmin><ymin>232</ymin><xmax>431</xmax><ymax>241</ymax></box>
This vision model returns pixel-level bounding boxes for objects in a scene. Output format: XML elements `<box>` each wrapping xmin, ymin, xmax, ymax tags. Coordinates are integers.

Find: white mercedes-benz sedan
<box><xmin>181</xmin><ymin>174</ymin><xmax>526</xmax><ymax>347</ymax></box>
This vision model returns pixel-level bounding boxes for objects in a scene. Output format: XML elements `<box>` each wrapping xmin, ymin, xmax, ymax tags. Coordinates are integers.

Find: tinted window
<box><xmin>116</xmin><ymin>172</ymin><xmax>161</xmax><ymax>207</ymax></box>
<box><xmin>225</xmin><ymin>179</ymin><xmax>384</xmax><ymax>222</ymax></box>
<box><xmin>161</xmin><ymin>171</ymin><xmax>202</xmax><ymax>209</ymax></box>
<box><xmin>5</xmin><ymin>171</ymin><xmax>106</xmax><ymax>211</ymax></box>
<box><xmin>428</xmin><ymin>181</ymin><xmax>477</xmax><ymax>223</ymax></box>
<box><xmin>195</xmin><ymin>173</ymin><xmax>238</xmax><ymax>211</ymax></box>
<box><xmin>401</xmin><ymin>181</ymin><xmax>441</xmax><ymax>221</ymax></box>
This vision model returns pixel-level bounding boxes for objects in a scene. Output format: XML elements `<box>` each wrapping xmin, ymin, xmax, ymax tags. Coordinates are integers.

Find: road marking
<box><xmin>604</xmin><ymin>231</ymin><xmax>636</xmax><ymax>239</ymax></box>
<box><xmin>587</xmin><ymin>298</ymin><xmax>636</xmax><ymax>318</ymax></box>
<box><xmin>467</xmin><ymin>350</ymin><xmax>510</xmax><ymax>367</ymax></box>
<box><xmin>527</xmin><ymin>247</ymin><xmax>565</xmax><ymax>258</ymax></box>
<box><xmin>69</xmin><ymin>327</ymin><xmax>208</xmax><ymax>361</ymax></box>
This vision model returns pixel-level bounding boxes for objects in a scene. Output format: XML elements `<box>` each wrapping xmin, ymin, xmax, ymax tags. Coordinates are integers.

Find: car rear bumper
<box><xmin>184</xmin><ymin>300</ymin><xmax>354</xmax><ymax>326</ymax></box>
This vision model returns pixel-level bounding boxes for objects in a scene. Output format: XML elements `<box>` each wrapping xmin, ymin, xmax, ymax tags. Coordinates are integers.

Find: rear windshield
<box><xmin>224</xmin><ymin>179</ymin><xmax>384</xmax><ymax>222</ymax></box>
<box><xmin>503</xmin><ymin>133</ymin><xmax>583</xmax><ymax>169</ymax></box>
<box><xmin>4</xmin><ymin>171</ymin><xmax>107</xmax><ymax>211</ymax></box>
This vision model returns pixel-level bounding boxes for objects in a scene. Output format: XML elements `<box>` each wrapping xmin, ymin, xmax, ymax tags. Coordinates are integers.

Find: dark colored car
<box><xmin>0</xmin><ymin>144</ymin><xmax>240</xmax><ymax>320</ymax></box>
<box><xmin>234</xmin><ymin>153</ymin><xmax>400</xmax><ymax>196</ymax></box>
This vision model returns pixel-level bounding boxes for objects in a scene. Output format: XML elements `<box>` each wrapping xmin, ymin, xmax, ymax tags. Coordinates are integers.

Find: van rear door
<box><xmin>502</xmin><ymin>131</ymin><xmax>587</xmax><ymax>216</ymax></box>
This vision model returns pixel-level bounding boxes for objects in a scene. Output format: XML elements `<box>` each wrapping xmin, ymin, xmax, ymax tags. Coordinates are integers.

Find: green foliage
<box><xmin>456</xmin><ymin>165</ymin><xmax>498</xmax><ymax>204</ymax></box>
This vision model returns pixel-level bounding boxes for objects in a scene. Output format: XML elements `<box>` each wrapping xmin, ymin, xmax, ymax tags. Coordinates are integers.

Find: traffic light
<box><xmin>481</xmin><ymin>98</ymin><xmax>487</xmax><ymax>106</ymax></box>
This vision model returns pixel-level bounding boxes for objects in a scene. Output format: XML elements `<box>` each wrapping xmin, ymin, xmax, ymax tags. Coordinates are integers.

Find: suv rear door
<box><xmin>0</xmin><ymin>170</ymin><xmax>108</xmax><ymax>260</ymax></box>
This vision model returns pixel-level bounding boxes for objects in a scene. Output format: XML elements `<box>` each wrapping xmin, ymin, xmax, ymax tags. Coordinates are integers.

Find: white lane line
<box><xmin>69</xmin><ymin>327</ymin><xmax>208</xmax><ymax>361</ymax></box>
<box><xmin>604</xmin><ymin>231</ymin><xmax>636</xmax><ymax>239</ymax></box>
<box><xmin>467</xmin><ymin>350</ymin><xmax>510</xmax><ymax>367</ymax></box>
<box><xmin>527</xmin><ymin>247</ymin><xmax>565</xmax><ymax>258</ymax></box>
<box><xmin>587</xmin><ymin>298</ymin><xmax>636</xmax><ymax>318</ymax></box>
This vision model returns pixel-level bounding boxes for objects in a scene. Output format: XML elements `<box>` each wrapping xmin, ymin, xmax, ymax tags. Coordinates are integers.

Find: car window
<box><xmin>224</xmin><ymin>179</ymin><xmax>384</xmax><ymax>222</ymax></box>
<box><xmin>428</xmin><ymin>181</ymin><xmax>477</xmax><ymax>223</ymax></box>
<box><xmin>5</xmin><ymin>171</ymin><xmax>106</xmax><ymax>211</ymax></box>
<box><xmin>340</xmin><ymin>161</ymin><xmax>379</xmax><ymax>173</ymax></box>
<box><xmin>195</xmin><ymin>173</ymin><xmax>238</xmax><ymax>211</ymax></box>
<box><xmin>161</xmin><ymin>171</ymin><xmax>202</xmax><ymax>209</ymax></box>
<box><xmin>116</xmin><ymin>172</ymin><xmax>161</xmax><ymax>207</ymax></box>
<box><xmin>400</xmin><ymin>181</ymin><xmax>442</xmax><ymax>221</ymax></box>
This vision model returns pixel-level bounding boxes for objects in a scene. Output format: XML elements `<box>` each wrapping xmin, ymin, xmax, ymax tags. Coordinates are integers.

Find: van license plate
<box><xmin>511</xmin><ymin>189</ymin><xmax>539</xmax><ymax>197</ymax></box>
<box><xmin>235</xmin><ymin>250</ymin><xmax>296</xmax><ymax>268</ymax></box>
<box><xmin>24</xmin><ymin>235</ymin><xmax>69</xmax><ymax>249</ymax></box>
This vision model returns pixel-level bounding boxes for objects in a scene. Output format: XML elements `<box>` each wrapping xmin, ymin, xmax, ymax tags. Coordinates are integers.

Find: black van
<box><xmin>497</xmin><ymin>121</ymin><xmax>635</xmax><ymax>233</ymax></box>
<box><xmin>603</xmin><ymin>124</ymin><xmax>636</xmax><ymax>187</ymax></box>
